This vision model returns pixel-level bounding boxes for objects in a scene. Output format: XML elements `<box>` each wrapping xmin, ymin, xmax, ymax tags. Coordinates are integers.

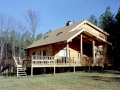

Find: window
<box><xmin>40</xmin><ymin>50</ymin><xmax>46</xmax><ymax>56</ymax></box>
<box><xmin>56</xmin><ymin>32</ymin><xmax>63</xmax><ymax>36</ymax></box>
<box><xmin>32</xmin><ymin>52</ymin><xmax>37</xmax><ymax>55</ymax></box>
<box><xmin>99</xmin><ymin>51</ymin><xmax>103</xmax><ymax>57</ymax></box>
<box><xmin>43</xmin><ymin>36</ymin><xmax>49</xmax><ymax>39</ymax></box>
<box><xmin>59</xmin><ymin>50</ymin><xmax>70</xmax><ymax>57</ymax></box>
<box><xmin>32</xmin><ymin>52</ymin><xmax>37</xmax><ymax>59</ymax></box>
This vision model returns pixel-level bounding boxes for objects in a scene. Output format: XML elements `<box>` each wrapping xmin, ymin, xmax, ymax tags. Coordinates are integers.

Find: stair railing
<box><xmin>13</xmin><ymin>56</ymin><xmax>23</xmax><ymax>77</ymax></box>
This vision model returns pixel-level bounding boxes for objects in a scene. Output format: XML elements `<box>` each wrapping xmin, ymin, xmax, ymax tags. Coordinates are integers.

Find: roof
<box><xmin>26</xmin><ymin>20</ymin><xmax>110</xmax><ymax>49</ymax></box>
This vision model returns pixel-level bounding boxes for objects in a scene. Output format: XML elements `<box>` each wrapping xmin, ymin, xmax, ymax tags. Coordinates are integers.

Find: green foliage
<box><xmin>36</xmin><ymin>33</ymin><xmax>43</xmax><ymax>41</ymax></box>
<box><xmin>1</xmin><ymin>6</ymin><xmax>120</xmax><ymax>68</ymax></box>
<box><xmin>43</xmin><ymin>29</ymin><xmax>52</xmax><ymax>36</ymax></box>
<box><xmin>88</xmin><ymin>6</ymin><xmax>120</xmax><ymax>68</ymax></box>
<box><xmin>0</xmin><ymin>30</ymin><xmax>33</xmax><ymax>58</ymax></box>
<box><xmin>98</xmin><ymin>6</ymin><xmax>115</xmax><ymax>58</ymax></box>
<box><xmin>113</xmin><ymin>6</ymin><xmax>120</xmax><ymax>67</ymax></box>
<box><xmin>88</xmin><ymin>15</ymin><xmax>98</xmax><ymax>26</ymax></box>
<box><xmin>99</xmin><ymin>6</ymin><xmax>114</xmax><ymax>31</ymax></box>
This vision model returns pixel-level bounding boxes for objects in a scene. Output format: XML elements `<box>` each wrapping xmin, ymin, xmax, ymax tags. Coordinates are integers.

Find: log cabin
<box><xmin>0</xmin><ymin>20</ymin><xmax>112</xmax><ymax>77</ymax></box>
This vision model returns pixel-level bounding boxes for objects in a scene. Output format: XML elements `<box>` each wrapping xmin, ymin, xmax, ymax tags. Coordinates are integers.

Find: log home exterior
<box><xmin>23</xmin><ymin>20</ymin><xmax>112</xmax><ymax>76</ymax></box>
<box><xmin>0</xmin><ymin>20</ymin><xmax>112</xmax><ymax>77</ymax></box>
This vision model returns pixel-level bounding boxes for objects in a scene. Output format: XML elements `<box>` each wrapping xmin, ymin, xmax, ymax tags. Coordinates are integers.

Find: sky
<box><xmin>0</xmin><ymin>0</ymin><xmax>120</xmax><ymax>34</ymax></box>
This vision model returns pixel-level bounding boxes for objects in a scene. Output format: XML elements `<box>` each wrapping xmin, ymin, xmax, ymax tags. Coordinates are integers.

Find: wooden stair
<box><xmin>13</xmin><ymin>57</ymin><xmax>27</xmax><ymax>77</ymax></box>
<box><xmin>16</xmin><ymin>66</ymin><xmax>27</xmax><ymax>77</ymax></box>
<box><xmin>0</xmin><ymin>57</ymin><xmax>27</xmax><ymax>77</ymax></box>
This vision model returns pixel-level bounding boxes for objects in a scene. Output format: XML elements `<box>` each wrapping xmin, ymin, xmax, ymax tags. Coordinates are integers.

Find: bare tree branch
<box><xmin>25</xmin><ymin>10</ymin><xmax>41</xmax><ymax>42</ymax></box>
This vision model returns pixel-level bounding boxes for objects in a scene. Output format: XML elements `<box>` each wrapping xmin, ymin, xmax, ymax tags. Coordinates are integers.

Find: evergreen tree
<box><xmin>114</xmin><ymin>6</ymin><xmax>120</xmax><ymax>67</ymax></box>
<box><xmin>98</xmin><ymin>6</ymin><xmax>115</xmax><ymax>58</ymax></box>
<box><xmin>88</xmin><ymin>15</ymin><xmax>98</xmax><ymax>26</ymax></box>
<box><xmin>36</xmin><ymin>33</ymin><xmax>43</xmax><ymax>41</ymax></box>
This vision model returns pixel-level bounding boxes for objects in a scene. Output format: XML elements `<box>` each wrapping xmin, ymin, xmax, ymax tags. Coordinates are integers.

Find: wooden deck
<box><xmin>23</xmin><ymin>56</ymin><xmax>113</xmax><ymax>67</ymax></box>
<box><xmin>0</xmin><ymin>56</ymin><xmax>113</xmax><ymax>77</ymax></box>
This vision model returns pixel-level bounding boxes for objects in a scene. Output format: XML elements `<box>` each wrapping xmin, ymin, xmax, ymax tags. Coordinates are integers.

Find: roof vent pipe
<box><xmin>66</xmin><ymin>21</ymin><xmax>73</xmax><ymax>26</ymax></box>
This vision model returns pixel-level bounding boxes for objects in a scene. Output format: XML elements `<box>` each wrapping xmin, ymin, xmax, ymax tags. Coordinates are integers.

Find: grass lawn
<box><xmin>0</xmin><ymin>70</ymin><xmax>120</xmax><ymax>90</ymax></box>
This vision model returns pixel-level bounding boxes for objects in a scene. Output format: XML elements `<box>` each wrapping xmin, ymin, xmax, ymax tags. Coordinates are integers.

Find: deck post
<box><xmin>73</xmin><ymin>57</ymin><xmax>75</xmax><ymax>73</ymax></box>
<box><xmin>31</xmin><ymin>55</ymin><xmax>33</xmax><ymax>77</ymax></box>
<box><xmin>54</xmin><ymin>56</ymin><xmax>56</xmax><ymax>75</ymax></box>
<box><xmin>0</xmin><ymin>63</ymin><xmax>1</xmax><ymax>73</ymax></box>
<box><xmin>17</xmin><ymin>67</ymin><xmax>18</xmax><ymax>77</ymax></box>
<box><xmin>66</xmin><ymin>43</ymin><xmax>69</xmax><ymax>63</ymax></box>
<box><xmin>80</xmin><ymin>34</ymin><xmax>83</xmax><ymax>63</ymax></box>
<box><xmin>31</xmin><ymin>66</ymin><xmax>33</xmax><ymax>77</ymax></box>
<box><xmin>92</xmin><ymin>40</ymin><xmax>95</xmax><ymax>65</ymax></box>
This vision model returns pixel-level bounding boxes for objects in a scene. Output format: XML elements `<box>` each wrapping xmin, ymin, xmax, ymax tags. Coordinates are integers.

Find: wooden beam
<box><xmin>83</xmin><ymin>37</ymin><xmax>96</xmax><ymax>41</ymax></box>
<box><xmin>54</xmin><ymin>57</ymin><xmax>56</xmax><ymax>75</ymax></box>
<box><xmin>66</xmin><ymin>43</ymin><xmax>69</xmax><ymax>57</ymax></box>
<box><xmin>92</xmin><ymin>40</ymin><xmax>95</xmax><ymax>65</ymax></box>
<box><xmin>31</xmin><ymin>56</ymin><xmax>33</xmax><ymax>77</ymax></box>
<box><xmin>17</xmin><ymin>67</ymin><xmax>18</xmax><ymax>77</ymax></box>
<box><xmin>83</xmin><ymin>39</ymin><xmax>91</xmax><ymax>44</ymax></box>
<box><xmin>82</xmin><ymin>33</ymin><xmax>96</xmax><ymax>39</ymax></box>
<box><xmin>80</xmin><ymin>34</ymin><xmax>83</xmax><ymax>63</ymax></box>
<box><xmin>31</xmin><ymin>66</ymin><xmax>33</xmax><ymax>77</ymax></box>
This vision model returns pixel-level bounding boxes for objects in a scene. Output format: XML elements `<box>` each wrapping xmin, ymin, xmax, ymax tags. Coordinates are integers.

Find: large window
<box><xmin>32</xmin><ymin>52</ymin><xmax>37</xmax><ymax>55</ymax></box>
<box><xmin>40</xmin><ymin>50</ymin><xmax>46</xmax><ymax>56</ymax></box>
<box><xmin>32</xmin><ymin>52</ymin><xmax>37</xmax><ymax>59</ymax></box>
<box><xmin>59</xmin><ymin>50</ymin><xmax>70</xmax><ymax>57</ymax></box>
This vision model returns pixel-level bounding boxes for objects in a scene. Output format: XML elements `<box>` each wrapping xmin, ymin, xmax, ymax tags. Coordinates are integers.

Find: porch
<box><xmin>23</xmin><ymin>56</ymin><xmax>111</xmax><ymax>67</ymax></box>
<box><xmin>23</xmin><ymin>55</ymin><xmax>112</xmax><ymax>76</ymax></box>
<box><xmin>0</xmin><ymin>55</ymin><xmax>112</xmax><ymax>77</ymax></box>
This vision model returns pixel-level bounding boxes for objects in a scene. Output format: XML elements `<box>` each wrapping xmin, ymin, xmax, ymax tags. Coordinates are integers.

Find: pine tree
<box><xmin>114</xmin><ymin>6</ymin><xmax>120</xmax><ymax>67</ymax></box>
<box><xmin>88</xmin><ymin>15</ymin><xmax>98</xmax><ymax>26</ymax></box>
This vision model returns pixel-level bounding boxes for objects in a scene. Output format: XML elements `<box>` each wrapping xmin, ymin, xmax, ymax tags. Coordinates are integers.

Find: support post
<box><xmin>10</xmin><ymin>67</ymin><xmax>11</xmax><ymax>77</ymax></box>
<box><xmin>31</xmin><ymin>55</ymin><xmax>33</xmax><ymax>77</ymax></box>
<box><xmin>17</xmin><ymin>67</ymin><xmax>18</xmax><ymax>77</ymax></box>
<box><xmin>92</xmin><ymin>40</ymin><xmax>95</xmax><ymax>65</ymax></box>
<box><xmin>8</xmin><ymin>67</ymin><xmax>10</xmax><ymax>76</ymax></box>
<box><xmin>73</xmin><ymin>57</ymin><xmax>75</xmax><ymax>73</ymax></box>
<box><xmin>66</xmin><ymin>43</ymin><xmax>69</xmax><ymax>57</ymax></box>
<box><xmin>0</xmin><ymin>66</ymin><xmax>1</xmax><ymax>73</ymax></box>
<box><xmin>66</xmin><ymin>43</ymin><xmax>69</xmax><ymax>64</ymax></box>
<box><xmin>80</xmin><ymin>34</ymin><xmax>83</xmax><ymax>63</ymax></box>
<box><xmin>31</xmin><ymin>66</ymin><xmax>33</xmax><ymax>77</ymax></box>
<box><xmin>54</xmin><ymin>56</ymin><xmax>56</xmax><ymax>75</ymax></box>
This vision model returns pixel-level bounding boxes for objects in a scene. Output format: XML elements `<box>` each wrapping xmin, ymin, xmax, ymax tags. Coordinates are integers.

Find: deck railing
<box><xmin>22</xmin><ymin>56</ymin><xmax>80</xmax><ymax>66</ymax></box>
<box><xmin>22</xmin><ymin>55</ymin><xmax>113</xmax><ymax>66</ymax></box>
<box><xmin>0</xmin><ymin>56</ymin><xmax>25</xmax><ymax>67</ymax></box>
<box><xmin>0</xmin><ymin>58</ymin><xmax>15</xmax><ymax>66</ymax></box>
<box><xmin>0</xmin><ymin>58</ymin><xmax>16</xmax><ymax>74</ymax></box>
<box><xmin>0</xmin><ymin>56</ymin><xmax>113</xmax><ymax>67</ymax></box>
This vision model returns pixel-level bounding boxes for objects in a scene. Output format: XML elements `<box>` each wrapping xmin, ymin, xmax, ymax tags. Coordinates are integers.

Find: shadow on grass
<box><xmin>91</xmin><ymin>76</ymin><xmax>120</xmax><ymax>83</ymax></box>
<box><xmin>92</xmin><ymin>76</ymin><xmax>111</xmax><ymax>82</ymax></box>
<box><xmin>82</xmin><ymin>70</ymin><xmax>120</xmax><ymax>83</ymax></box>
<box><xmin>89</xmin><ymin>70</ymin><xmax>120</xmax><ymax>75</ymax></box>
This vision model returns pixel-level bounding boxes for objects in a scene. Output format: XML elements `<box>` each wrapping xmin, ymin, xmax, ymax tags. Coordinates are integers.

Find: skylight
<box><xmin>43</xmin><ymin>36</ymin><xmax>49</xmax><ymax>39</ymax></box>
<box><xmin>56</xmin><ymin>32</ymin><xmax>63</xmax><ymax>36</ymax></box>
